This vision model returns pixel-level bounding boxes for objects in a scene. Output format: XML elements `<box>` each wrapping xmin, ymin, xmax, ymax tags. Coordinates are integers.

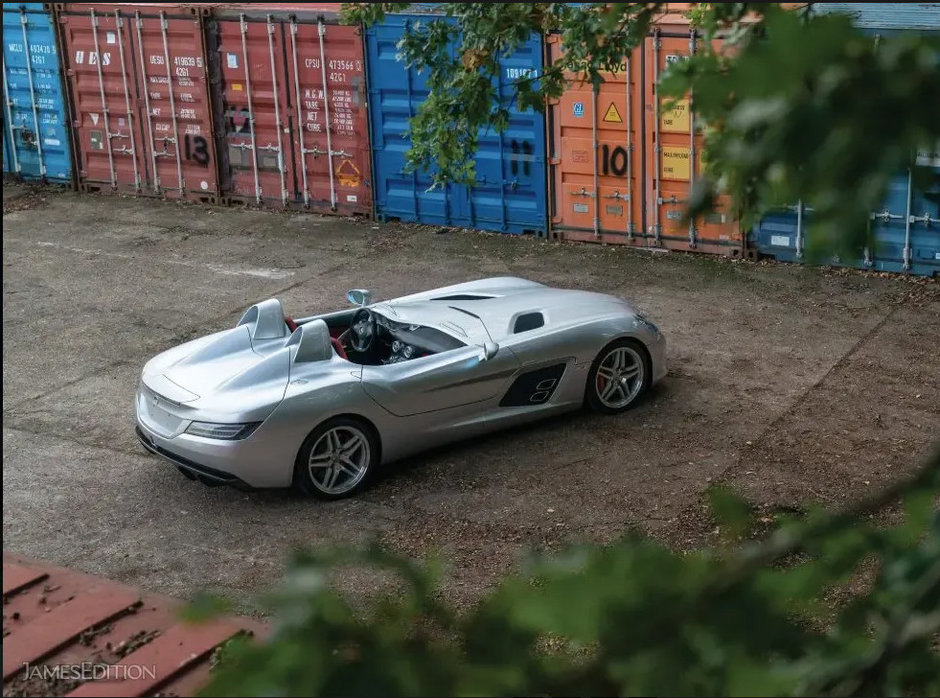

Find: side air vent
<box><xmin>513</xmin><ymin>312</ymin><xmax>545</xmax><ymax>333</ymax></box>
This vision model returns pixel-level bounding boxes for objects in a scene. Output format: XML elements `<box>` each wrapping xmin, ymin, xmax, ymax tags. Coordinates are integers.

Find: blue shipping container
<box><xmin>365</xmin><ymin>13</ymin><xmax>547</xmax><ymax>234</ymax></box>
<box><xmin>811</xmin><ymin>3</ymin><xmax>940</xmax><ymax>32</ymax></box>
<box><xmin>2</xmin><ymin>3</ymin><xmax>72</xmax><ymax>183</ymax></box>
<box><xmin>750</xmin><ymin>153</ymin><xmax>940</xmax><ymax>278</ymax></box>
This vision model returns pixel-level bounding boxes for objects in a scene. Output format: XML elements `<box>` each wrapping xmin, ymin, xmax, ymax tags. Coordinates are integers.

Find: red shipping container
<box><xmin>204</xmin><ymin>4</ymin><xmax>372</xmax><ymax>215</ymax></box>
<box><xmin>55</xmin><ymin>3</ymin><xmax>220</xmax><ymax>201</ymax></box>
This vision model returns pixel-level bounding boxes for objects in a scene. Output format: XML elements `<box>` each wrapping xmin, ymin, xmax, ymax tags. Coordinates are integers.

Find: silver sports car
<box><xmin>135</xmin><ymin>277</ymin><xmax>667</xmax><ymax>499</ymax></box>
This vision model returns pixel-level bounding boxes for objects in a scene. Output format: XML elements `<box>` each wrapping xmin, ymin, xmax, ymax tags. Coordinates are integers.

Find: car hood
<box><xmin>141</xmin><ymin>326</ymin><xmax>291</xmax><ymax>406</ymax></box>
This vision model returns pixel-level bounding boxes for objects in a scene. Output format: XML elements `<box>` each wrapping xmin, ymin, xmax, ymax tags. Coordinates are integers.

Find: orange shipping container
<box><xmin>548</xmin><ymin>12</ymin><xmax>745</xmax><ymax>256</ymax></box>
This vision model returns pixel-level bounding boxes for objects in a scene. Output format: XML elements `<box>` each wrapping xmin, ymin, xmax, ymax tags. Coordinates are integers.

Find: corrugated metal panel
<box><xmin>811</xmin><ymin>3</ymin><xmax>940</xmax><ymax>32</ymax></box>
<box><xmin>366</xmin><ymin>13</ymin><xmax>547</xmax><ymax>235</ymax></box>
<box><xmin>205</xmin><ymin>4</ymin><xmax>372</xmax><ymax>215</ymax></box>
<box><xmin>56</xmin><ymin>3</ymin><xmax>219</xmax><ymax>201</ymax></box>
<box><xmin>547</xmin><ymin>15</ymin><xmax>743</xmax><ymax>255</ymax></box>
<box><xmin>2</xmin><ymin>3</ymin><xmax>72</xmax><ymax>183</ymax></box>
<box><xmin>750</xmin><ymin>151</ymin><xmax>940</xmax><ymax>278</ymax></box>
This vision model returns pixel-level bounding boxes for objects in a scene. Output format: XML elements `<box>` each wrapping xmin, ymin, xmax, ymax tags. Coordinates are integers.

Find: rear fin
<box><xmin>238</xmin><ymin>299</ymin><xmax>288</xmax><ymax>340</ymax></box>
<box><xmin>287</xmin><ymin>319</ymin><xmax>333</xmax><ymax>363</ymax></box>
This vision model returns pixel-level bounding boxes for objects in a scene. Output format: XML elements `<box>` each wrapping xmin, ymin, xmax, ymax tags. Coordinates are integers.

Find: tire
<box><xmin>293</xmin><ymin>417</ymin><xmax>379</xmax><ymax>500</ymax></box>
<box><xmin>585</xmin><ymin>338</ymin><xmax>651</xmax><ymax>414</ymax></box>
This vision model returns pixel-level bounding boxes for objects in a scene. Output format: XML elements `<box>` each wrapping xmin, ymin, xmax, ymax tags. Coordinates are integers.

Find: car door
<box><xmin>360</xmin><ymin>344</ymin><xmax>520</xmax><ymax>417</ymax></box>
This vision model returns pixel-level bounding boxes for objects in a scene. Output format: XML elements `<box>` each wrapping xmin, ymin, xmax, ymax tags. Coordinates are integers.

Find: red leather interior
<box><xmin>284</xmin><ymin>317</ymin><xmax>298</xmax><ymax>332</ymax></box>
<box><xmin>330</xmin><ymin>337</ymin><xmax>348</xmax><ymax>360</ymax></box>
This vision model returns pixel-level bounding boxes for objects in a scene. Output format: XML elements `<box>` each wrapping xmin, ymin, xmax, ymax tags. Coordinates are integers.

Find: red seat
<box><xmin>330</xmin><ymin>337</ymin><xmax>348</xmax><ymax>360</ymax></box>
<box><xmin>284</xmin><ymin>317</ymin><xmax>298</xmax><ymax>332</ymax></box>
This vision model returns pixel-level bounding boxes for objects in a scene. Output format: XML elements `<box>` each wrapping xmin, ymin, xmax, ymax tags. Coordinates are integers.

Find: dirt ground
<box><xmin>3</xmin><ymin>184</ymin><xmax>938</xmax><ymax>612</ymax></box>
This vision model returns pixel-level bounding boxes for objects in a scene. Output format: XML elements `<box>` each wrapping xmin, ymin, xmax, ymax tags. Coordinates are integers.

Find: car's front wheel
<box><xmin>293</xmin><ymin>417</ymin><xmax>379</xmax><ymax>500</ymax></box>
<box><xmin>585</xmin><ymin>338</ymin><xmax>651</xmax><ymax>414</ymax></box>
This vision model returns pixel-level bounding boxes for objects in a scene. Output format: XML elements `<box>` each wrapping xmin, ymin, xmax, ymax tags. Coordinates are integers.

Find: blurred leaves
<box><xmin>343</xmin><ymin>2</ymin><xmax>940</xmax><ymax>261</ymax></box>
<box><xmin>199</xmin><ymin>449</ymin><xmax>940</xmax><ymax>697</ymax></box>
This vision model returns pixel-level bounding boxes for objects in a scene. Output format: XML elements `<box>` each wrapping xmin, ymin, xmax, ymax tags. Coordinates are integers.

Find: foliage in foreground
<box><xmin>342</xmin><ymin>3</ymin><xmax>940</xmax><ymax>262</ymax></box>
<box><xmin>199</xmin><ymin>449</ymin><xmax>940</xmax><ymax>697</ymax></box>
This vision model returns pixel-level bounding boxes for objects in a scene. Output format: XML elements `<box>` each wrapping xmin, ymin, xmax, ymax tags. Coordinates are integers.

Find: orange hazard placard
<box><xmin>336</xmin><ymin>159</ymin><xmax>361</xmax><ymax>187</ymax></box>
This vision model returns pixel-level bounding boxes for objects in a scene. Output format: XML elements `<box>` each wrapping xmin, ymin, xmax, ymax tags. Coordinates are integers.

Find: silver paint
<box><xmin>135</xmin><ymin>277</ymin><xmax>668</xmax><ymax>489</ymax></box>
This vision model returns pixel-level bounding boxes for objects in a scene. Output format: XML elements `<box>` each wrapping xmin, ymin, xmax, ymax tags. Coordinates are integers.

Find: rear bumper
<box><xmin>135</xmin><ymin>417</ymin><xmax>294</xmax><ymax>488</ymax></box>
<box><xmin>136</xmin><ymin>426</ymin><xmax>251</xmax><ymax>489</ymax></box>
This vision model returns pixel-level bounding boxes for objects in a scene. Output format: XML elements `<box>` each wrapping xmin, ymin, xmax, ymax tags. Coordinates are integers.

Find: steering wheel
<box><xmin>348</xmin><ymin>308</ymin><xmax>377</xmax><ymax>353</ymax></box>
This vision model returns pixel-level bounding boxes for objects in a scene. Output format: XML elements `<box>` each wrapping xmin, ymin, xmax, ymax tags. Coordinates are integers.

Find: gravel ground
<box><xmin>3</xmin><ymin>187</ymin><xmax>938</xmax><ymax>611</ymax></box>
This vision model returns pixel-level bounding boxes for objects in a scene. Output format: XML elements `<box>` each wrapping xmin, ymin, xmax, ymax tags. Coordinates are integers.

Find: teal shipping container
<box><xmin>2</xmin><ymin>3</ymin><xmax>72</xmax><ymax>183</ymax></box>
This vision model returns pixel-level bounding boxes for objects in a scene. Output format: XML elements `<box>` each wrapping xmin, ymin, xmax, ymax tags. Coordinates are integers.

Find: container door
<box><xmin>909</xmin><ymin>150</ymin><xmax>940</xmax><ymax>277</ymax></box>
<box><xmin>211</xmin><ymin>13</ymin><xmax>290</xmax><ymax>207</ymax></box>
<box><xmin>132</xmin><ymin>8</ymin><xmax>218</xmax><ymax>201</ymax></box>
<box><xmin>57</xmin><ymin>6</ymin><xmax>146</xmax><ymax>193</ymax></box>
<box><xmin>547</xmin><ymin>38</ymin><xmax>642</xmax><ymax>244</ymax></box>
<box><xmin>366</xmin><ymin>16</ymin><xmax>460</xmax><ymax>227</ymax></box>
<box><xmin>285</xmin><ymin>16</ymin><xmax>372</xmax><ymax>216</ymax></box>
<box><xmin>2</xmin><ymin>4</ymin><xmax>72</xmax><ymax>183</ymax></box>
<box><xmin>466</xmin><ymin>32</ymin><xmax>547</xmax><ymax>235</ymax></box>
<box><xmin>645</xmin><ymin>27</ymin><xmax>742</xmax><ymax>255</ymax></box>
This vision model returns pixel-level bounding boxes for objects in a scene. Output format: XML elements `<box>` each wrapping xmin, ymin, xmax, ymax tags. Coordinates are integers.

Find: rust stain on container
<box><xmin>205</xmin><ymin>3</ymin><xmax>372</xmax><ymax>215</ymax></box>
<box><xmin>56</xmin><ymin>3</ymin><xmax>220</xmax><ymax>202</ymax></box>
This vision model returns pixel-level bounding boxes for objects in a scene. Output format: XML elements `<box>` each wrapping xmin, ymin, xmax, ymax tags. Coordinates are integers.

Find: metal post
<box><xmin>2</xmin><ymin>53</ymin><xmax>22</xmax><ymax>174</ymax></box>
<box><xmin>591</xmin><ymin>87</ymin><xmax>600</xmax><ymax>238</ymax></box>
<box><xmin>687</xmin><ymin>28</ymin><xmax>697</xmax><ymax>248</ymax></box>
<box><xmin>625</xmin><ymin>54</ymin><xmax>633</xmax><ymax>238</ymax></box>
<box><xmin>652</xmin><ymin>29</ymin><xmax>661</xmax><ymax>243</ymax></box>
<box><xmin>114</xmin><ymin>11</ymin><xmax>140</xmax><ymax>190</ymax></box>
<box><xmin>266</xmin><ymin>15</ymin><xmax>287</xmax><ymax>205</ymax></box>
<box><xmin>160</xmin><ymin>12</ymin><xmax>184</xmax><ymax>194</ymax></box>
<box><xmin>20</xmin><ymin>7</ymin><xmax>47</xmax><ymax>176</ymax></box>
<box><xmin>240</xmin><ymin>14</ymin><xmax>261</xmax><ymax>203</ymax></box>
<box><xmin>317</xmin><ymin>19</ymin><xmax>336</xmax><ymax>210</ymax></box>
<box><xmin>289</xmin><ymin>19</ymin><xmax>310</xmax><ymax>207</ymax></box>
<box><xmin>135</xmin><ymin>12</ymin><xmax>160</xmax><ymax>191</ymax></box>
<box><xmin>903</xmin><ymin>168</ymin><xmax>912</xmax><ymax>270</ymax></box>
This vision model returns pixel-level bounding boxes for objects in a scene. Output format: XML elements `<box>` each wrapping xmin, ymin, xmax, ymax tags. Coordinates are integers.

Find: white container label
<box><xmin>346</xmin><ymin>194</ymin><xmax>358</xmax><ymax>202</ymax></box>
<box><xmin>106</xmin><ymin>32</ymin><xmax>116</xmax><ymax>45</ymax></box>
<box><xmin>573</xmin><ymin>203</ymin><xmax>589</xmax><ymax>213</ymax></box>
<box><xmin>771</xmin><ymin>235</ymin><xmax>790</xmax><ymax>247</ymax></box>
<box><xmin>44</xmin><ymin>138</ymin><xmax>61</xmax><ymax>146</ymax></box>
<box><xmin>227</xmin><ymin>53</ymin><xmax>238</xmax><ymax>69</ymax></box>
<box><xmin>935</xmin><ymin>252</ymin><xmax>940</xmax><ymax>260</ymax></box>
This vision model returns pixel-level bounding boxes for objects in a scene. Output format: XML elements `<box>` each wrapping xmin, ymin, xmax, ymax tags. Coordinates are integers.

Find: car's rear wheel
<box><xmin>585</xmin><ymin>339</ymin><xmax>651</xmax><ymax>414</ymax></box>
<box><xmin>293</xmin><ymin>417</ymin><xmax>378</xmax><ymax>500</ymax></box>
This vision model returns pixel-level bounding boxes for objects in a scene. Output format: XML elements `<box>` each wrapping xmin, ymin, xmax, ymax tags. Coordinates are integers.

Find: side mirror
<box><xmin>347</xmin><ymin>289</ymin><xmax>372</xmax><ymax>307</ymax></box>
<box><xmin>481</xmin><ymin>341</ymin><xmax>499</xmax><ymax>361</ymax></box>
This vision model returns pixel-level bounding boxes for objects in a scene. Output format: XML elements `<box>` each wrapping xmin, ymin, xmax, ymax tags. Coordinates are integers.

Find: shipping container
<box><xmin>204</xmin><ymin>4</ymin><xmax>371</xmax><ymax>215</ymax></box>
<box><xmin>750</xmin><ymin>5</ymin><xmax>940</xmax><ymax>277</ymax></box>
<box><xmin>55</xmin><ymin>3</ymin><xmax>219</xmax><ymax>201</ymax></box>
<box><xmin>547</xmin><ymin>11</ymin><xmax>744</xmax><ymax>254</ymax></box>
<box><xmin>365</xmin><ymin>12</ymin><xmax>547</xmax><ymax>234</ymax></box>
<box><xmin>751</xmin><ymin>151</ymin><xmax>940</xmax><ymax>277</ymax></box>
<box><xmin>546</xmin><ymin>40</ymin><xmax>643</xmax><ymax>244</ymax></box>
<box><xmin>810</xmin><ymin>3</ymin><xmax>940</xmax><ymax>32</ymax></box>
<box><xmin>2</xmin><ymin>3</ymin><xmax>72</xmax><ymax>183</ymax></box>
